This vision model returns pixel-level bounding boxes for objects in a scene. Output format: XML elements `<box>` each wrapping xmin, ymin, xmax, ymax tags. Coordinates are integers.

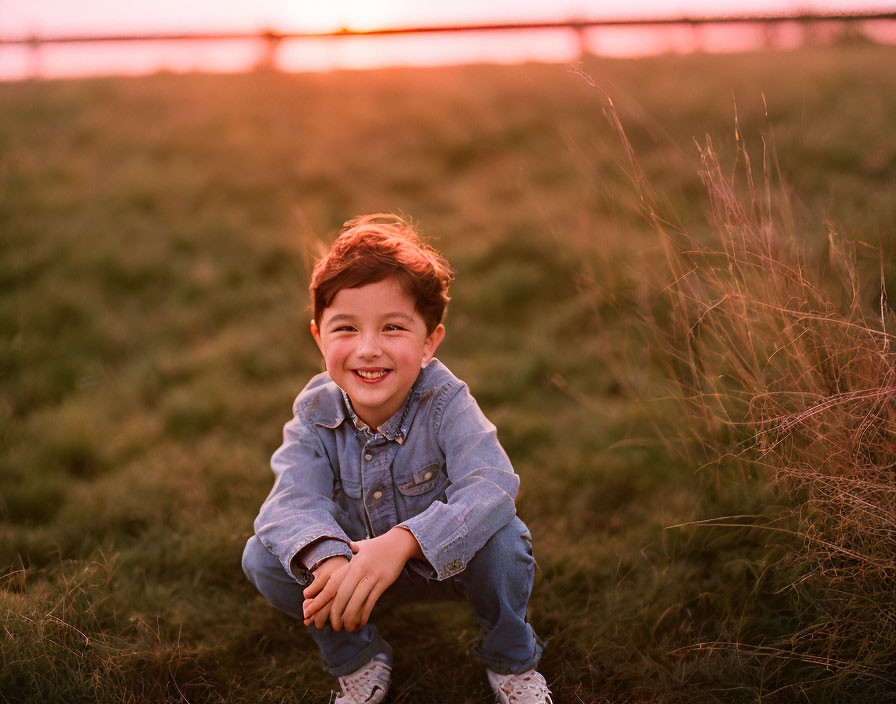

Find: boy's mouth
<box><xmin>353</xmin><ymin>368</ymin><xmax>391</xmax><ymax>381</ymax></box>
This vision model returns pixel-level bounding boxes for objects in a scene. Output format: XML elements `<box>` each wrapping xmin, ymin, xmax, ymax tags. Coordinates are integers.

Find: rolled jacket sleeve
<box><xmin>400</xmin><ymin>383</ymin><xmax>520</xmax><ymax>580</ymax></box>
<box><xmin>253</xmin><ymin>407</ymin><xmax>353</xmax><ymax>582</ymax></box>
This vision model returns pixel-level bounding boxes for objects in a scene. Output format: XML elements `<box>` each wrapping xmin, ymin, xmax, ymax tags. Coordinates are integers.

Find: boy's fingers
<box><xmin>349</xmin><ymin>541</ymin><xmax>361</xmax><ymax>554</ymax></box>
<box><xmin>358</xmin><ymin>583</ymin><xmax>388</xmax><ymax>628</ymax></box>
<box><xmin>303</xmin><ymin>598</ymin><xmax>331</xmax><ymax>626</ymax></box>
<box><xmin>303</xmin><ymin>573</ymin><xmax>326</xmax><ymax>598</ymax></box>
<box><xmin>303</xmin><ymin>576</ymin><xmax>339</xmax><ymax>617</ymax></box>
<box><xmin>303</xmin><ymin>588</ymin><xmax>335</xmax><ymax>618</ymax></box>
<box><xmin>341</xmin><ymin>577</ymin><xmax>376</xmax><ymax>631</ymax></box>
<box><xmin>329</xmin><ymin>572</ymin><xmax>369</xmax><ymax>630</ymax></box>
<box><xmin>303</xmin><ymin>592</ymin><xmax>325</xmax><ymax>618</ymax></box>
<box><xmin>303</xmin><ymin>558</ymin><xmax>350</xmax><ymax>599</ymax></box>
<box><xmin>312</xmin><ymin>601</ymin><xmax>331</xmax><ymax>630</ymax></box>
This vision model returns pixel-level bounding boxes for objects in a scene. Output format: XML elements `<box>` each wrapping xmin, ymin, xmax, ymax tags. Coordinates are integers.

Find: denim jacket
<box><xmin>253</xmin><ymin>359</ymin><xmax>520</xmax><ymax>586</ymax></box>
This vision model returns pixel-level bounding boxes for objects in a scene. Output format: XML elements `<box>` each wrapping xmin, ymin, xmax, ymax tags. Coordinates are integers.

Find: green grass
<box><xmin>2</xmin><ymin>42</ymin><xmax>896</xmax><ymax>703</ymax></box>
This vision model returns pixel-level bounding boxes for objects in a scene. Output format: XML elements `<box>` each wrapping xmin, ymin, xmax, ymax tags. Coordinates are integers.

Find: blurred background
<box><xmin>2</xmin><ymin>0</ymin><xmax>895</xmax><ymax>79</ymax></box>
<box><xmin>3</xmin><ymin>2</ymin><xmax>896</xmax><ymax>703</ymax></box>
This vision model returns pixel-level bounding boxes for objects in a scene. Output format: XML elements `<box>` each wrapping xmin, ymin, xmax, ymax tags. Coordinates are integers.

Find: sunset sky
<box><xmin>2</xmin><ymin>1</ymin><xmax>893</xmax><ymax>79</ymax></box>
<box><xmin>2</xmin><ymin>0</ymin><xmax>892</xmax><ymax>36</ymax></box>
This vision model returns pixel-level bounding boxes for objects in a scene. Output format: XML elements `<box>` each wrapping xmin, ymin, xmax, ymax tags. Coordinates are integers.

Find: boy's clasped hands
<box><xmin>302</xmin><ymin>526</ymin><xmax>424</xmax><ymax>632</ymax></box>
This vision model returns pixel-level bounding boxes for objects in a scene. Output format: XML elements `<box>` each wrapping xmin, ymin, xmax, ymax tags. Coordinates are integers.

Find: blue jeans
<box><xmin>242</xmin><ymin>516</ymin><xmax>542</xmax><ymax>676</ymax></box>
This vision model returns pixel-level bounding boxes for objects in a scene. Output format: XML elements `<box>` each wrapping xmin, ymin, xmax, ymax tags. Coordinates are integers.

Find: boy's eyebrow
<box><xmin>330</xmin><ymin>311</ymin><xmax>414</xmax><ymax>323</ymax></box>
<box><xmin>325</xmin><ymin>312</ymin><xmax>415</xmax><ymax>324</ymax></box>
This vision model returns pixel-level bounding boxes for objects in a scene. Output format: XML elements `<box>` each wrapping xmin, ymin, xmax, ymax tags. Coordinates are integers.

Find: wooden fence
<box><xmin>2</xmin><ymin>10</ymin><xmax>895</xmax><ymax>78</ymax></box>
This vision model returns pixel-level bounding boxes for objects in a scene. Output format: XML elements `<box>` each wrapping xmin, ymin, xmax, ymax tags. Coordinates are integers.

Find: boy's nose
<box><xmin>357</xmin><ymin>332</ymin><xmax>382</xmax><ymax>358</ymax></box>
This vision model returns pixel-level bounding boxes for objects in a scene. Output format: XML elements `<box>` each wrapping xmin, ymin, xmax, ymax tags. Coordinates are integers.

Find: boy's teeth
<box><xmin>357</xmin><ymin>369</ymin><xmax>387</xmax><ymax>380</ymax></box>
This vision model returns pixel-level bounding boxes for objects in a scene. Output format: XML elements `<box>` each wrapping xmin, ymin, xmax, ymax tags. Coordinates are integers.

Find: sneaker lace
<box><xmin>495</xmin><ymin>670</ymin><xmax>552</xmax><ymax>703</ymax></box>
<box><xmin>335</xmin><ymin>659</ymin><xmax>391</xmax><ymax>704</ymax></box>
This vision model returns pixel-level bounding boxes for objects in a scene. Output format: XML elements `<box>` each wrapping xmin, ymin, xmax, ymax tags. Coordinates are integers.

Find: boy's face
<box><xmin>310</xmin><ymin>277</ymin><xmax>445</xmax><ymax>431</ymax></box>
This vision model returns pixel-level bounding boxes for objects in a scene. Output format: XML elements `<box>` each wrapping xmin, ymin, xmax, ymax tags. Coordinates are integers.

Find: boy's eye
<box><xmin>383</xmin><ymin>324</ymin><xmax>406</xmax><ymax>332</ymax></box>
<box><xmin>334</xmin><ymin>325</ymin><xmax>356</xmax><ymax>332</ymax></box>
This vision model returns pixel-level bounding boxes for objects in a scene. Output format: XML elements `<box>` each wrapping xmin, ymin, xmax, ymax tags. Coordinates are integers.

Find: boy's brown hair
<box><xmin>309</xmin><ymin>214</ymin><xmax>453</xmax><ymax>334</ymax></box>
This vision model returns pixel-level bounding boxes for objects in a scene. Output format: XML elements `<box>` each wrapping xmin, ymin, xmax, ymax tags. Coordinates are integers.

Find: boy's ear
<box><xmin>309</xmin><ymin>319</ymin><xmax>324</xmax><ymax>354</ymax></box>
<box><xmin>422</xmin><ymin>323</ymin><xmax>446</xmax><ymax>366</ymax></box>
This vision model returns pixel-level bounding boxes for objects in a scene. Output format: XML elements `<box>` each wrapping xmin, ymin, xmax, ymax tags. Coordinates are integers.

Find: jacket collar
<box><xmin>310</xmin><ymin>359</ymin><xmax>453</xmax><ymax>443</ymax></box>
<box><xmin>339</xmin><ymin>388</ymin><xmax>410</xmax><ymax>443</ymax></box>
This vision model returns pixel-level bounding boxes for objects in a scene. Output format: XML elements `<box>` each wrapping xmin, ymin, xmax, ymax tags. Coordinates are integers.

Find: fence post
<box><xmin>256</xmin><ymin>30</ymin><xmax>283</xmax><ymax>71</ymax></box>
<box><xmin>689</xmin><ymin>19</ymin><xmax>705</xmax><ymax>53</ymax></box>
<box><xmin>27</xmin><ymin>34</ymin><xmax>42</xmax><ymax>80</ymax></box>
<box><xmin>567</xmin><ymin>21</ymin><xmax>587</xmax><ymax>59</ymax></box>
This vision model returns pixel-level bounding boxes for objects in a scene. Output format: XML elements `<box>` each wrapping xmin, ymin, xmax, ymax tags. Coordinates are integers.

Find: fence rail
<box><xmin>2</xmin><ymin>11</ymin><xmax>895</xmax><ymax>78</ymax></box>
<box><xmin>2</xmin><ymin>11</ymin><xmax>896</xmax><ymax>45</ymax></box>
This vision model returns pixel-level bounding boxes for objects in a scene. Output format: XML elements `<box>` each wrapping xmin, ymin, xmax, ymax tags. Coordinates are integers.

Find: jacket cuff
<box><xmin>399</xmin><ymin>515</ymin><xmax>466</xmax><ymax>581</ymax></box>
<box><xmin>298</xmin><ymin>536</ymin><xmax>353</xmax><ymax>573</ymax></box>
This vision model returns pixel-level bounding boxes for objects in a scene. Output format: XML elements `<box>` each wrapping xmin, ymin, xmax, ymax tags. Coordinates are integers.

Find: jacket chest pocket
<box><xmin>335</xmin><ymin>471</ymin><xmax>363</xmax><ymax>500</ymax></box>
<box><xmin>397</xmin><ymin>463</ymin><xmax>447</xmax><ymax>497</ymax></box>
<box><xmin>336</xmin><ymin>459</ymin><xmax>363</xmax><ymax>500</ymax></box>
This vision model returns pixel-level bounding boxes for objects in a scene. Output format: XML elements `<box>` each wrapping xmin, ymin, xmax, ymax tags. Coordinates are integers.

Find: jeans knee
<box><xmin>485</xmin><ymin>516</ymin><xmax>532</xmax><ymax>561</ymax></box>
<box><xmin>467</xmin><ymin>516</ymin><xmax>534</xmax><ymax>578</ymax></box>
<box><xmin>242</xmin><ymin>535</ymin><xmax>305</xmax><ymax>620</ymax></box>
<box><xmin>242</xmin><ymin>535</ymin><xmax>272</xmax><ymax>585</ymax></box>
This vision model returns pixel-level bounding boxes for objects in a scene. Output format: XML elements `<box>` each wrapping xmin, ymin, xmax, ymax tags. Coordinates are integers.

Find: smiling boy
<box><xmin>242</xmin><ymin>214</ymin><xmax>551</xmax><ymax>703</ymax></box>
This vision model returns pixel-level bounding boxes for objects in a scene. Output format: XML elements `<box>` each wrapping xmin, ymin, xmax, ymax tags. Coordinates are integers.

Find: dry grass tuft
<box><xmin>604</xmin><ymin>94</ymin><xmax>896</xmax><ymax>691</ymax></box>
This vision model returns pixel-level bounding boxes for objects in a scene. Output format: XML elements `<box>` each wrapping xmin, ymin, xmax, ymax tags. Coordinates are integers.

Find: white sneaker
<box><xmin>333</xmin><ymin>654</ymin><xmax>391</xmax><ymax>704</ymax></box>
<box><xmin>487</xmin><ymin>668</ymin><xmax>553</xmax><ymax>704</ymax></box>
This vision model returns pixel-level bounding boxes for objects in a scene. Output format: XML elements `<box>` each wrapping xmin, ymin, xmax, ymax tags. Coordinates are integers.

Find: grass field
<box><xmin>2</xmin><ymin>41</ymin><xmax>896</xmax><ymax>703</ymax></box>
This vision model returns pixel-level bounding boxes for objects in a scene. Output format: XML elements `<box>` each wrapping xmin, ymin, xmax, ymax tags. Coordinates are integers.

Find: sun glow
<box><xmin>2</xmin><ymin>1</ymin><xmax>896</xmax><ymax>81</ymax></box>
<box><xmin>276</xmin><ymin>0</ymin><xmax>409</xmax><ymax>32</ymax></box>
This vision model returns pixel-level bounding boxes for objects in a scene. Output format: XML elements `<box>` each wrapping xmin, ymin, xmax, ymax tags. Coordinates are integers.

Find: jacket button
<box><xmin>372</xmin><ymin>490</ymin><xmax>383</xmax><ymax>500</ymax></box>
<box><xmin>364</xmin><ymin>453</ymin><xmax>373</xmax><ymax>461</ymax></box>
<box><xmin>423</xmin><ymin>471</ymin><xmax>433</xmax><ymax>480</ymax></box>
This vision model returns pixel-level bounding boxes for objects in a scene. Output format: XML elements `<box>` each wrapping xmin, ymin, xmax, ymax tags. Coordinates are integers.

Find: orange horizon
<box><xmin>2</xmin><ymin>1</ymin><xmax>894</xmax><ymax>81</ymax></box>
<box><xmin>3</xmin><ymin>0</ymin><xmax>894</xmax><ymax>37</ymax></box>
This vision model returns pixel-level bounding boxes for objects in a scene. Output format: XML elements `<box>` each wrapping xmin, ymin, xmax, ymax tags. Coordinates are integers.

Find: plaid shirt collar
<box><xmin>338</xmin><ymin>387</ymin><xmax>412</xmax><ymax>444</ymax></box>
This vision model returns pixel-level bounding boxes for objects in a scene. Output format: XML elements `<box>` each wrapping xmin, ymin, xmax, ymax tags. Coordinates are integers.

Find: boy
<box><xmin>242</xmin><ymin>214</ymin><xmax>551</xmax><ymax>703</ymax></box>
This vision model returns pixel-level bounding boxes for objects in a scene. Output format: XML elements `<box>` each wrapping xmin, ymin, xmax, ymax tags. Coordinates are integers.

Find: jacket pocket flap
<box><xmin>397</xmin><ymin>463</ymin><xmax>445</xmax><ymax>496</ymax></box>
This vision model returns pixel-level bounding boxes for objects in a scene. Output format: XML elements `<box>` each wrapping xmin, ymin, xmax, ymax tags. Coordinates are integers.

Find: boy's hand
<box><xmin>304</xmin><ymin>528</ymin><xmax>423</xmax><ymax>632</ymax></box>
<box><xmin>302</xmin><ymin>555</ymin><xmax>349</xmax><ymax>629</ymax></box>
